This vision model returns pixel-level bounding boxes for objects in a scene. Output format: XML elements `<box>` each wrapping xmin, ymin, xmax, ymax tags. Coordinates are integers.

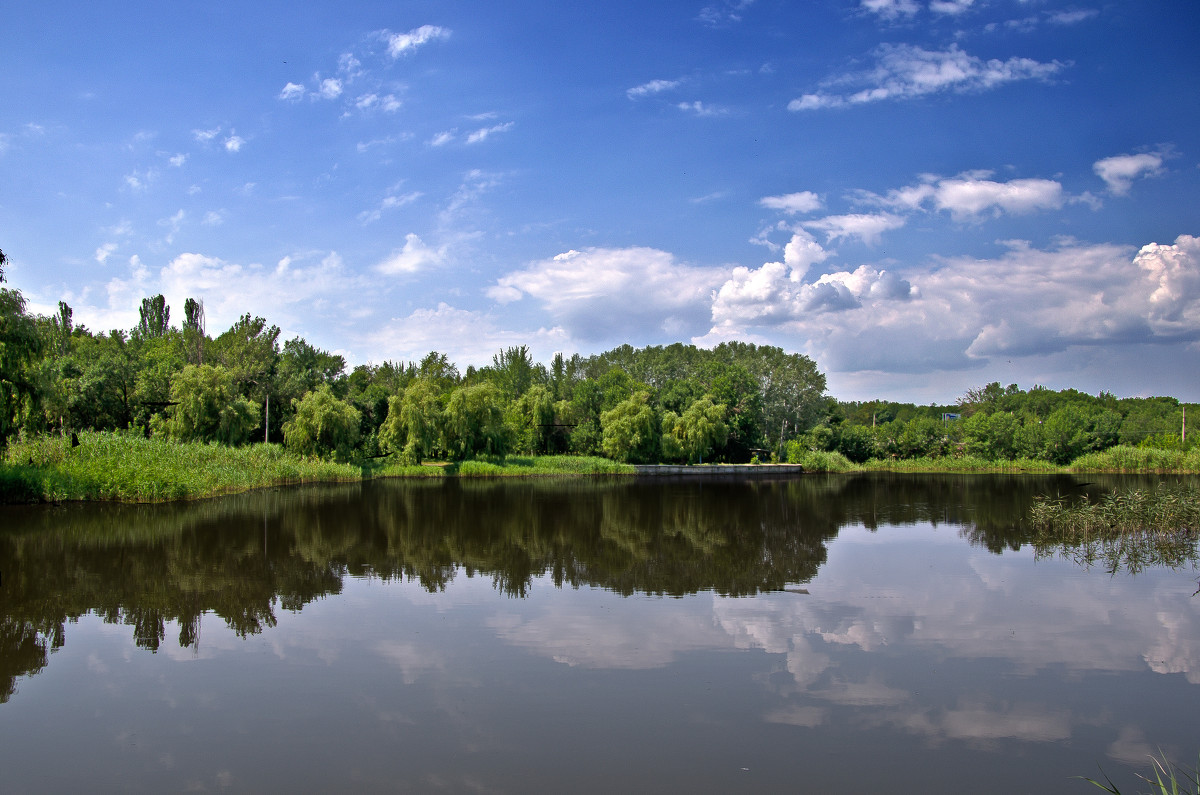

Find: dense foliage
<box><xmin>790</xmin><ymin>382</ymin><xmax>1196</xmax><ymax>466</ymax></box>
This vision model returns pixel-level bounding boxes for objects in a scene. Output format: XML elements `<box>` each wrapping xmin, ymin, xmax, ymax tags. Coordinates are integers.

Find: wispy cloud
<box><xmin>676</xmin><ymin>101</ymin><xmax>725</xmax><ymax>117</ymax></box>
<box><xmin>698</xmin><ymin>0</ymin><xmax>756</xmax><ymax>27</ymax></box>
<box><xmin>627</xmin><ymin>79</ymin><xmax>681</xmax><ymax>99</ymax></box>
<box><xmin>789</xmin><ymin>44</ymin><xmax>1063</xmax><ymax>111</ymax></box>
<box><xmin>385</xmin><ymin>24</ymin><xmax>450</xmax><ymax>58</ymax></box>
<box><xmin>466</xmin><ymin>122</ymin><xmax>514</xmax><ymax>144</ymax></box>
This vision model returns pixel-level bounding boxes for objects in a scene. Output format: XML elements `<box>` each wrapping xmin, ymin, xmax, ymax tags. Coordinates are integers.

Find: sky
<box><xmin>2</xmin><ymin>0</ymin><xmax>1199</xmax><ymax>403</ymax></box>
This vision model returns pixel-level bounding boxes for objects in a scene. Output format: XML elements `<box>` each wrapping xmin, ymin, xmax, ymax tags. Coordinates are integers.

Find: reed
<box><xmin>1030</xmin><ymin>483</ymin><xmax>1200</xmax><ymax>573</ymax></box>
<box><xmin>1081</xmin><ymin>750</ymin><xmax>1199</xmax><ymax>794</ymax></box>
<box><xmin>860</xmin><ymin>455</ymin><xmax>1057</xmax><ymax>473</ymax></box>
<box><xmin>1</xmin><ymin>431</ymin><xmax>360</xmax><ymax>503</ymax></box>
<box><xmin>1070</xmin><ymin>445</ymin><xmax>1200</xmax><ymax>474</ymax></box>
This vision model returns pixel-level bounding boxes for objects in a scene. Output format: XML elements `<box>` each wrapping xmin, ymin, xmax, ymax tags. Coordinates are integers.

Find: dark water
<box><xmin>0</xmin><ymin>474</ymin><xmax>1197</xmax><ymax>793</ymax></box>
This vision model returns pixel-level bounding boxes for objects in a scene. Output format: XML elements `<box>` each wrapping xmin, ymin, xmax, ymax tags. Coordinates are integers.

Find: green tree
<box><xmin>134</xmin><ymin>294</ymin><xmax>170</xmax><ymax>340</ymax></box>
<box><xmin>672</xmin><ymin>395</ymin><xmax>728</xmax><ymax>464</ymax></box>
<box><xmin>380</xmin><ymin>379</ymin><xmax>443</xmax><ymax>464</ymax></box>
<box><xmin>159</xmin><ymin>364</ymin><xmax>258</xmax><ymax>445</ymax></box>
<box><xmin>0</xmin><ymin>282</ymin><xmax>43</xmax><ymax>445</ymax></box>
<box><xmin>182</xmin><ymin>298</ymin><xmax>206</xmax><ymax>365</ymax></box>
<box><xmin>442</xmin><ymin>382</ymin><xmax>511</xmax><ymax>460</ymax></box>
<box><xmin>282</xmin><ymin>384</ymin><xmax>361</xmax><ymax>461</ymax></box>
<box><xmin>601</xmin><ymin>391</ymin><xmax>657</xmax><ymax>463</ymax></box>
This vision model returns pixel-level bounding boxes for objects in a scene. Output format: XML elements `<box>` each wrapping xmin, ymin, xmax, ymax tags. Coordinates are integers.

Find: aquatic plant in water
<box><xmin>1029</xmin><ymin>483</ymin><xmax>1200</xmax><ymax>573</ymax></box>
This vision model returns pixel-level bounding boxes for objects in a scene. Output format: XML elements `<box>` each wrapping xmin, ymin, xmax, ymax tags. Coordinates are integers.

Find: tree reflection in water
<box><xmin>1</xmin><ymin>473</ymin><xmax>1194</xmax><ymax>702</ymax></box>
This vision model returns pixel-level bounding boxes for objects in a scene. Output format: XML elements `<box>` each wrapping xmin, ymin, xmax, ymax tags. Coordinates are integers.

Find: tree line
<box><xmin>1</xmin><ymin>256</ymin><xmax>1191</xmax><ymax>467</ymax></box>
<box><xmin>0</xmin><ymin>271</ymin><xmax>828</xmax><ymax>463</ymax></box>
<box><xmin>800</xmin><ymin>382</ymin><xmax>1195</xmax><ymax>464</ymax></box>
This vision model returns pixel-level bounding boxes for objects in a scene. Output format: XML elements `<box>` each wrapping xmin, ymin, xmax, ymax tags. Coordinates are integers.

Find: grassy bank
<box><xmin>1</xmin><ymin>431</ymin><xmax>362</xmax><ymax>503</ymax></box>
<box><xmin>0</xmin><ymin>432</ymin><xmax>636</xmax><ymax>503</ymax></box>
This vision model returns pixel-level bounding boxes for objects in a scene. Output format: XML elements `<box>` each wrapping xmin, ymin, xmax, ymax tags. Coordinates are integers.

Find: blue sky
<box><xmin>3</xmin><ymin>0</ymin><xmax>1198</xmax><ymax>402</ymax></box>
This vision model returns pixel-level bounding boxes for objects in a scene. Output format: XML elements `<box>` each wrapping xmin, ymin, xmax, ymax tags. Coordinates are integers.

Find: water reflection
<box><xmin>2</xmin><ymin>473</ymin><xmax>1196</xmax><ymax>701</ymax></box>
<box><xmin>1</xmin><ymin>474</ymin><xmax>1197</xmax><ymax>793</ymax></box>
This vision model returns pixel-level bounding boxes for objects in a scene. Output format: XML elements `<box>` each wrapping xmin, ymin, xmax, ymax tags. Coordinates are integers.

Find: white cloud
<box><xmin>358</xmin><ymin>192</ymin><xmax>422</xmax><ymax>224</ymax></box>
<box><xmin>192</xmin><ymin>127</ymin><xmax>221</xmax><ymax>143</ymax></box>
<box><xmin>626</xmin><ymin>79</ymin><xmax>681</xmax><ymax>99</ymax></box>
<box><xmin>489</xmin><ymin>247</ymin><xmax>727</xmax><ymax>342</ymax></box>
<box><xmin>862</xmin><ymin>172</ymin><xmax>1066</xmax><ymax>219</ymax></box>
<box><xmin>698</xmin><ymin>0</ymin><xmax>756</xmax><ymax>26</ymax></box>
<box><xmin>375</xmin><ymin>233</ymin><xmax>444</xmax><ymax>275</ymax></box>
<box><xmin>224</xmin><ymin>135</ymin><xmax>244</xmax><ymax>153</ymax></box>
<box><xmin>676</xmin><ymin>101</ymin><xmax>724</xmax><ymax>116</ymax></box>
<box><xmin>95</xmin><ymin>243</ymin><xmax>118</xmax><ymax>264</ymax></box>
<box><xmin>805</xmin><ymin>212</ymin><xmax>906</xmax><ymax>245</ymax></box>
<box><xmin>789</xmin><ymin>44</ymin><xmax>1063</xmax><ymax>111</ymax></box>
<box><xmin>932</xmin><ymin>175</ymin><xmax>1064</xmax><ymax>218</ymax></box>
<box><xmin>429</xmin><ymin>130</ymin><xmax>456</xmax><ymax>147</ymax></box>
<box><xmin>364</xmin><ymin>303</ymin><xmax>568</xmax><ymax>368</ymax></box>
<box><xmin>859</xmin><ymin>0</ymin><xmax>919</xmax><ymax>19</ymax></box>
<box><xmin>701</xmin><ymin>235</ymin><xmax>1200</xmax><ymax>376</ymax></box>
<box><xmin>318</xmin><ymin>78</ymin><xmax>343</xmax><ymax>100</ymax></box>
<box><xmin>929</xmin><ymin>0</ymin><xmax>975</xmax><ymax>14</ymax></box>
<box><xmin>202</xmin><ymin>210</ymin><xmax>226</xmax><ymax>226</ymax></box>
<box><xmin>168</xmin><ymin>153</ymin><xmax>187</xmax><ymax>167</ymax></box>
<box><xmin>385</xmin><ymin>24</ymin><xmax>450</xmax><ymax>58</ymax></box>
<box><xmin>466</xmin><ymin>122</ymin><xmax>514</xmax><ymax>144</ymax></box>
<box><xmin>279</xmin><ymin>82</ymin><xmax>306</xmax><ymax>101</ymax></box>
<box><xmin>760</xmin><ymin>191</ymin><xmax>823</xmax><ymax>215</ymax></box>
<box><xmin>1093</xmin><ymin>151</ymin><xmax>1166</xmax><ymax>195</ymax></box>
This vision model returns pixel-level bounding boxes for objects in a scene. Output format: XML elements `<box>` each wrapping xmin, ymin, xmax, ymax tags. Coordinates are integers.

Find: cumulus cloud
<box><xmin>760</xmin><ymin>191</ymin><xmax>823</xmax><ymax>214</ymax></box>
<box><xmin>385</xmin><ymin>24</ymin><xmax>450</xmax><ymax>58</ymax></box>
<box><xmin>627</xmin><ymin>79</ymin><xmax>681</xmax><ymax>99</ymax></box>
<box><xmin>701</xmin><ymin>235</ymin><xmax>1200</xmax><ymax>375</ymax></box>
<box><xmin>64</xmin><ymin>250</ymin><xmax>361</xmax><ymax>347</ymax></box>
<box><xmin>488</xmin><ymin>247</ymin><xmax>727</xmax><ymax>342</ymax></box>
<box><xmin>1093</xmin><ymin>151</ymin><xmax>1166</xmax><ymax>195</ymax></box>
<box><xmin>789</xmin><ymin>44</ymin><xmax>1063</xmax><ymax>111</ymax></box>
<box><xmin>375</xmin><ymin>233</ymin><xmax>444</xmax><ymax>275</ymax></box>
<box><xmin>318</xmin><ymin>78</ymin><xmax>343</xmax><ymax>100</ymax></box>
<box><xmin>224</xmin><ymin>134</ymin><xmax>244</xmax><ymax>153</ymax></box>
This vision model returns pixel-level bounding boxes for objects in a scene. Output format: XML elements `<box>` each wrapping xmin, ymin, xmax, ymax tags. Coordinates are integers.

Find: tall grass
<box><xmin>787</xmin><ymin>449</ymin><xmax>856</xmax><ymax>473</ymax></box>
<box><xmin>860</xmin><ymin>455</ymin><xmax>1057</xmax><ymax>473</ymax></box>
<box><xmin>1029</xmin><ymin>482</ymin><xmax>1200</xmax><ymax>573</ymax></box>
<box><xmin>1070</xmin><ymin>445</ymin><xmax>1200</xmax><ymax>473</ymax></box>
<box><xmin>1</xmin><ymin>431</ymin><xmax>360</xmax><ymax>503</ymax></box>
<box><xmin>0</xmin><ymin>433</ymin><xmax>637</xmax><ymax>503</ymax></box>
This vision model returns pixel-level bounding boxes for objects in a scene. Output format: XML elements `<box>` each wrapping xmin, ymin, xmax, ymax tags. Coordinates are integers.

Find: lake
<box><xmin>1</xmin><ymin>474</ymin><xmax>1197</xmax><ymax>793</ymax></box>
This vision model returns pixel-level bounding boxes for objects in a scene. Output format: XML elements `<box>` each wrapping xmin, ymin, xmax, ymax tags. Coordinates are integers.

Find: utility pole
<box><xmin>265</xmin><ymin>393</ymin><xmax>270</xmax><ymax>444</ymax></box>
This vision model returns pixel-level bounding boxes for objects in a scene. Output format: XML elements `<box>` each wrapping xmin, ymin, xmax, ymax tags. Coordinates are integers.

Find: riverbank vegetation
<box><xmin>0</xmin><ymin>265</ymin><xmax>1196</xmax><ymax>498</ymax></box>
<box><xmin>1030</xmin><ymin>482</ymin><xmax>1200</xmax><ymax>573</ymax></box>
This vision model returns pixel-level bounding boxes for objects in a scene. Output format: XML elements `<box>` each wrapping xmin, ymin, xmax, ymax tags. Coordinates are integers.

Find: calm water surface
<box><xmin>1</xmin><ymin>474</ymin><xmax>1197</xmax><ymax>793</ymax></box>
